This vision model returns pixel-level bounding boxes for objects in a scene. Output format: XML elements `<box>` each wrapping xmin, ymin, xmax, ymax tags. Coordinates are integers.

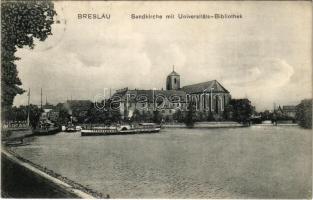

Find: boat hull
<box><xmin>81</xmin><ymin>128</ymin><xmax>160</xmax><ymax>136</ymax></box>
<box><xmin>33</xmin><ymin>127</ymin><xmax>61</xmax><ymax>136</ymax></box>
<box><xmin>65</xmin><ymin>128</ymin><xmax>77</xmax><ymax>132</ymax></box>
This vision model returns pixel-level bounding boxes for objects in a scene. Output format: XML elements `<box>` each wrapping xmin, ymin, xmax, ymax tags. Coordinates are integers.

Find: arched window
<box><xmin>174</xmin><ymin>78</ymin><xmax>177</xmax><ymax>84</ymax></box>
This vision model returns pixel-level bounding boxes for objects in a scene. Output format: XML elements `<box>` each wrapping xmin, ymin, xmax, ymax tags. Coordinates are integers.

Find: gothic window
<box><xmin>174</xmin><ymin>78</ymin><xmax>177</xmax><ymax>84</ymax></box>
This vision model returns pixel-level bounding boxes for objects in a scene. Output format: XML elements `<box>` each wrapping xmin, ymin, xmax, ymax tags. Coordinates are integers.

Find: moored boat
<box><xmin>64</xmin><ymin>116</ymin><xmax>80</xmax><ymax>132</ymax></box>
<box><xmin>81</xmin><ymin>123</ymin><xmax>161</xmax><ymax>136</ymax></box>
<box><xmin>33</xmin><ymin>121</ymin><xmax>61</xmax><ymax>136</ymax></box>
<box><xmin>65</xmin><ymin>121</ymin><xmax>77</xmax><ymax>132</ymax></box>
<box><xmin>65</xmin><ymin>125</ymin><xmax>76</xmax><ymax>132</ymax></box>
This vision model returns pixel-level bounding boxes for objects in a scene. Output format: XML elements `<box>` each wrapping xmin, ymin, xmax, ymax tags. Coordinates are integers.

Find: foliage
<box><xmin>86</xmin><ymin>106</ymin><xmax>107</xmax><ymax>124</ymax></box>
<box><xmin>4</xmin><ymin>104</ymin><xmax>42</xmax><ymax>128</ymax></box>
<box><xmin>1</xmin><ymin>1</ymin><xmax>56</xmax><ymax>117</ymax></box>
<box><xmin>132</xmin><ymin>109</ymin><xmax>152</xmax><ymax>122</ymax></box>
<box><xmin>222</xmin><ymin>110</ymin><xmax>228</xmax><ymax>121</ymax></box>
<box><xmin>55</xmin><ymin>103</ymin><xmax>71</xmax><ymax>124</ymax></box>
<box><xmin>259</xmin><ymin>110</ymin><xmax>272</xmax><ymax>121</ymax></box>
<box><xmin>184</xmin><ymin>101</ymin><xmax>196</xmax><ymax>127</ymax></box>
<box><xmin>85</xmin><ymin>104</ymin><xmax>121</xmax><ymax>125</ymax></box>
<box><xmin>196</xmin><ymin>111</ymin><xmax>207</xmax><ymax>122</ymax></box>
<box><xmin>229</xmin><ymin>99</ymin><xmax>253</xmax><ymax>123</ymax></box>
<box><xmin>296</xmin><ymin>99</ymin><xmax>312</xmax><ymax>129</ymax></box>
<box><xmin>131</xmin><ymin>109</ymin><xmax>141</xmax><ymax>122</ymax></box>
<box><xmin>173</xmin><ymin>109</ymin><xmax>184</xmax><ymax>123</ymax></box>
<box><xmin>152</xmin><ymin>110</ymin><xmax>162</xmax><ymax>123</ymax></box>
<box><xmin>110</xmin><ymin>110</ymin><xmax>122</xmax><ymax>123</ymax></box>
<box><xmin>207</xmin><ymin>111</ymin><xmax>215</xmax><ymax>121</ymax></box>
<box><xmin>55</xmin><ymin>100</ymin><xmax>122</xmax><ymax>125</ymax></box>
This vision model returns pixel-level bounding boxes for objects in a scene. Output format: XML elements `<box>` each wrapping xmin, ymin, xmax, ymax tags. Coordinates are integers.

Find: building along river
<box><xmin>7</xmin><ymin>125</ymin><xmax>312</xmax><ymax>198</ymax></box>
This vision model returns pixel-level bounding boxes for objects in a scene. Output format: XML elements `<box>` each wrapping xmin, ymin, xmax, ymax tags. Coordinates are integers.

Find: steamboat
<box><xmin>65</xmin><ymin>116</ymin><xmax>78</xmax><ymax>132</ymax></box>
<box><xmin>33</xmin><ymin>121</ymin><xmax>61</xmax><ymax>136</ymax></box>
<box><xmin>81</xmin><ymin>123</ymin><xmax>161</xmax><ymax>136</ymax></box>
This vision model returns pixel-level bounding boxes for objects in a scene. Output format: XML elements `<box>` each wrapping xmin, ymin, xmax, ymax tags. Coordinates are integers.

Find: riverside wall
<box><xmin>1</xmin><ymin>149</ymin><xmax>97</xmax><ymax>198</ymax></box>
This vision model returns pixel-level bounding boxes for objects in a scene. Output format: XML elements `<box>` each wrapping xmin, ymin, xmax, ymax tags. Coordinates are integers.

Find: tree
<box><xmin>173</xmin><ymin>109</ymin><xmax>184</xmax><ymax>123</ymax></box>
<box><xmin>28</xmin><ymin>105</ymin><xmax>42</xmax><ymax>128</ymax></box>
<box><xmin>296</xmin><ymin>99</ymin><xmax>312</xmax><ymax>129</ymax></box>
<box><xmin>110</xmin><ymin>110</ymin><xmax>121</xmax><ymax>123</ymax></box>
<box><xmin>184</xmin><ymin>101</ymin><xmax>196</xmax><ymax>127</ymax></box>
<box><xmin>85</xmin><ymin>105</ymin><xmax>108</xmax><ymax>124</ymax></box>
<box><xmin>153</xmin><ymin>110</ymin><xmax>162</xmax><ymax>123</ymax></box>
<box><xmin>229</xmin><ymin>99</ymin><xmax>253</xmax><ymax>123</ymax></box>
<box><xmin>1</xmin><ymin>1</ymin><xmax>56</xmax><ymax>118</ymax></box>
<box><xmin>4</xmin><ymin>104</ymin><xmax>42</xmax><ymax>128</ymax></box>
<box><xmin>132</xmin><ymin>109</ymin><xmax>150</xmax><ymax>122</ymax></box>
<box><xmin>207</xmin><ymin>111</ymin><xmax>214</xmax><ymax>121</ymax></box>
<box><xmin>132</xmin><ymin>109</ymin><xmax>141</xmax><ymax>122</ymax></box>
<box><xmin>55</xmin><ymin>103</ymin><xmax>71</xmax><ymax>125</ymax></box>
<box><xmin>260</xmin><ymin>110</ymin><xmax>272</xmax><ymax>121</ymax></box>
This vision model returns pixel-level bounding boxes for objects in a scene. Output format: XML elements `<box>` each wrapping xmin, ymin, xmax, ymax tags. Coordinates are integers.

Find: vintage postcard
<box><xmin>1</xmin><ymin>0</ymin><xmax>312</xmax><ymax>199</ymax></box>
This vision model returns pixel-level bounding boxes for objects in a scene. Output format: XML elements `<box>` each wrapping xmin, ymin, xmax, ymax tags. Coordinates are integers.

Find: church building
<box><xmin>166</xmin><ymin>68</ymin><xmax>231</xmax><ymax>115</ymax></box>
<box><xmin>111</xmin><ymin>67</ymin><xmax>231</xmax><ymax>120</ymax></box>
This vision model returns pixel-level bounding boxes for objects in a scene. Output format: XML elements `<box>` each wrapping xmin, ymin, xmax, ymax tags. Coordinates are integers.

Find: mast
<box><xmin>273</xmin><ymin>102</ymin><xmax>276</xmax><ymax>113</ymax></box>
<box><xmin>27</xmin><ymin>88</ymin><xmax>30</xmax><ymax>126</ymax></box>
<box><xmin>40</xmin><ymin>88</ymin><xmax>43</xmax><ymax>109</ymax></box>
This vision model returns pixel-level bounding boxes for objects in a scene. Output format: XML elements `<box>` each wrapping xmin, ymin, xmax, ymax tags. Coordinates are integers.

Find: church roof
<box><xmin>181</xmin><ymin>80</ymin><xmax>229</xmax><ymax>94</ymax></box>
<box><xmin>168</xmin><ymin>70</ymin><xmax>179</xmax><ymax>76</ymax></box>
<box><xmin>112</xmin><ymin>89</ymin><xmax>187</xmax><ymax>102</ymax></box>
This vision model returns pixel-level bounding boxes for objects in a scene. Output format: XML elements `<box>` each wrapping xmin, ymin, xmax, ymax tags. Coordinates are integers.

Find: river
<box><xmin>8</xmin><ymin>126</ymin><xmax>312</xmax><ymax>198</ymax></box>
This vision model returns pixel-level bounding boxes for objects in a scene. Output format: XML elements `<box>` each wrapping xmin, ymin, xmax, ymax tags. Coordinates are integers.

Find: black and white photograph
<box><xmin>1</xmin><ymin>1</ymin><xmax>312</xmax><ymax>199</ymax></box>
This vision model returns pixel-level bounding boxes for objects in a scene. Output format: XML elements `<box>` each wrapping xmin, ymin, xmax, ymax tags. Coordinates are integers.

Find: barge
<box><xmin>33</xmin><ymin>121</ymin><xmax>61</xmax><ymax>136</ymax></box>
<box><xmin>81</xmin><ymin>123</ymin><xmax>161</xmax><ymax>136</ymax></box>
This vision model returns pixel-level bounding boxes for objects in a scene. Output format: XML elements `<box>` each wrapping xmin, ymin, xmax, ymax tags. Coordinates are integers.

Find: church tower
<box><xmin>166</xmin><ymin>65</ymin><xmax>180</xmax><ymax>90</ymax></box>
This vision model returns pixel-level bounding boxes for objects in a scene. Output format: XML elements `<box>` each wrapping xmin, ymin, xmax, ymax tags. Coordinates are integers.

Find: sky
<box><xmin>13</xmin><ymin>1</ymin><xmax>312</xmax><ymax>111</ymax></box>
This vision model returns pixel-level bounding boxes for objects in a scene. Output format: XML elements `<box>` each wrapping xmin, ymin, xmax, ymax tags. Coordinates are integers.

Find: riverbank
<box><xmin>1</xmin><ymin>148</ymin><xmax>106</xmax><ymax>198</ymax></box>
<box><xmin>162</xmin><ymin>121</ymin><xmax>246</xmax><ymax>128</ymax></box>
<box><xmin>2</xmin><ymin>127</ymin><xmax>33</xmax><ymax>141</ymax></box>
